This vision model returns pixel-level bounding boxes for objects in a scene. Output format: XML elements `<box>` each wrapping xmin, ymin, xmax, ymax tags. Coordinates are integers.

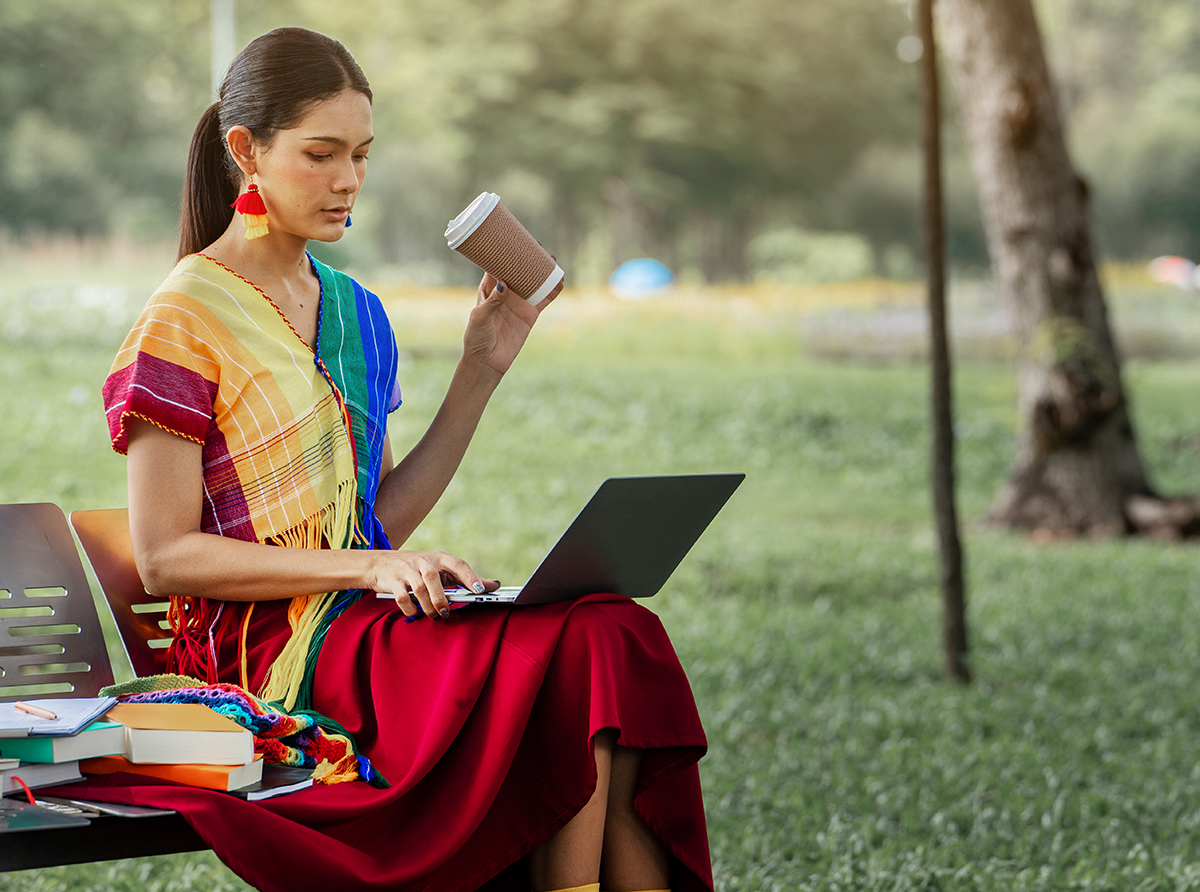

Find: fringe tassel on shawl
<box><xmin>167</xmin><ymin>597</ymin><xmax>237</xmax><ymax>684</ymax></box>
<box><xmin>239</xmin><ymin>603</ymin><xmax>255</xmax><ymax>692</ymax></box>
<box><xmin>165</xmin><ymin>480</ymin><xmax>367</xmax><ymax>712</ymax></box>
<box><xmin>257</xmin><ymin>479</ymin><xmax>362</xmax><ymax>711</ymax></box>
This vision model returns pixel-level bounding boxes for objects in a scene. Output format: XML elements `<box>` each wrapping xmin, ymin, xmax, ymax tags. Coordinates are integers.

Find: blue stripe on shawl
<box><xmin>308</xmin><ymin>254</ymin><xmax>400</xmax><ymax>550</ymax></box>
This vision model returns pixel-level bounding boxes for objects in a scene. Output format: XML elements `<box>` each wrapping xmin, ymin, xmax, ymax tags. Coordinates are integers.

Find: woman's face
<box><xmin>251</xmin><ymin>88</ymin><xmax>373</xmax><ymax>243</ymax></box>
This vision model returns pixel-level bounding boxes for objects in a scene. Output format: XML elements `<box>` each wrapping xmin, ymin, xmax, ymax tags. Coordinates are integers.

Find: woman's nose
<box><xmin>334</xmin><ymin>160</ymin><xmax>361</xmax><ymax>193</ymax></box>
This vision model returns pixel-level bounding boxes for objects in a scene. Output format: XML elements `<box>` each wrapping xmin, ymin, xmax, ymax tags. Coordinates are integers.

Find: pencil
<box><xmin>13</xmin><ymin>701</ymin><xmax>57</xmax><ymax>721</ymax></box>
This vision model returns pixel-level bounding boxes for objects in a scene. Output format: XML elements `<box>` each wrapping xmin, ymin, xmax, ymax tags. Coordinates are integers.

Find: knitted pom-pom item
<box><xmin>231</xmin><ymin>183</ymin><xmax>269</xmax><ymax>240</ymax></box>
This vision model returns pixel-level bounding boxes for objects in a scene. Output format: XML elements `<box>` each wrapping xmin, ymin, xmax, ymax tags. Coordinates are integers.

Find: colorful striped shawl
<box><xmin>104</xmin><ymin>253</ymin><xmax>400</xmax><ymax>707</ymax></box>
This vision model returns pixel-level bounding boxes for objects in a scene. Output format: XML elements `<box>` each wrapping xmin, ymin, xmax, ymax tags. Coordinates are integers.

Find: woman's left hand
<box><xmin>462</xmin><ymin>271</ymin><xmax>562</xmax><ymax>375</ymax></box>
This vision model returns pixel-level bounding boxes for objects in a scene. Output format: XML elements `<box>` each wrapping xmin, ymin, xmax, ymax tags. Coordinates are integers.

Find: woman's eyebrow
<box><xmin>302</xmin><ymin>135</ymin><xmax>375</xmax><ymax>149</ymax></box>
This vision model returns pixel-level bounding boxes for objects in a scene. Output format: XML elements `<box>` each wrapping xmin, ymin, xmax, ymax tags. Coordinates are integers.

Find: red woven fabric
<box><xmin>54</xmin><ymin>592</ymin><xmax>712</xmax><ymax>892</ymax></box>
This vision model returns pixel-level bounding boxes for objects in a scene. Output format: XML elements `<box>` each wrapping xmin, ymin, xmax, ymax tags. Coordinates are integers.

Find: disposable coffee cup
<box><xmin>445</xmin><ymin>192</ymin><xmax>564</xmax><ymax>304</ymax></box>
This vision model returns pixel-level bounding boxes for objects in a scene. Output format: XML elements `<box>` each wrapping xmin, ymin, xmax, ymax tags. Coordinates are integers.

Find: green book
<box><xmin>0</xmin><ymin>722</ymin><xmax>125</xmax><ymax>764</ymax></box>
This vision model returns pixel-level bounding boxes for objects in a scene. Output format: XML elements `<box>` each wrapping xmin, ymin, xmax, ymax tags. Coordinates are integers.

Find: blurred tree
<box><xmin>400</xmin><ymin>0</ymin><xmax>915</xmax><ymax>282</ymax></box>
<box><xmin>9</xmin><ymin>0</ymin><xmax>1200</xmax><ymax>283</ymax></box>
<box><xmin>938</xmin><ymin>0</ymin><xmax>1198</xmax><ymax>537</ymax></box>
<box><xmin>828</xmin><ymin>144</ymin><xmax>921</xmax><ymax>276</ymax></box>
<box><xmin>0</xmin><ymin>0</ymin><xmax>208</xmax><ymax>240</ymax></box>
<box><xmin>1039</xmin><ymin>0</ymin><xmax>1200</xmax><ymax>260</ymax></box>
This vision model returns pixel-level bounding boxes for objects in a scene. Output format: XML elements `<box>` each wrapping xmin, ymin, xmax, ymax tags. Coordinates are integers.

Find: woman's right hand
<box><xmin>373</xmin><ymin>550</ymin><xmax>491</xmax><ymax>620</ymax></box>
<box><xmin>461</xmin><ymin>272</ymin><xmax>560</xmax><ymax>377</ymax></box>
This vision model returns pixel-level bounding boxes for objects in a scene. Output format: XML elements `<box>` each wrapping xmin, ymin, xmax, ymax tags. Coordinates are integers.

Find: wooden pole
<box><xmin>920</xmin><ymin>0</ymin><xmax>970</xmax><ymax>682</ymax></box>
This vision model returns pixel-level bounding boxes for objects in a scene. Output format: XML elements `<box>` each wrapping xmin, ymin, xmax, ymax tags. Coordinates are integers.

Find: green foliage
<box><xmin>749</xmin><ymin>227</ymin><xmax>876</xmax><ymax>283</ymax></box>
<box><xmin>444</xmin><ymin>0</ymin><xmax>914</xmax><ymax>280</ymax></box>
<box><xmin>442</xmin><ymin>0</ymin><xmax>912</xmax><ymax>196</ymax></box>
<box><xmin>0</xmin><ymin>1</ymin><xmax>208</xmax><ymax>239</ymax></box>
<box><xmin>1041</xmin><ymin>0</ymin><xmax>1200</xmax><ymax>259</ymax></box>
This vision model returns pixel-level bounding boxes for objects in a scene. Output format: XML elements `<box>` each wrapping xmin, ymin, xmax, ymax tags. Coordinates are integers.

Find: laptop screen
<box><xmin>514</xmin><ymin>473</ymin><xmax>745</xmax><ymax>604</ymax></box>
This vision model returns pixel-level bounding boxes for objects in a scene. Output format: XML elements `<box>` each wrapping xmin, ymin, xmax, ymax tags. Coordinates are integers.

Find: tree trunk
<box><xmin>602</xmin><ymin>176</ymin><xmax>638</xmax><ymax>274</ymax></box>
<box><xmin>921</xmin><ymin>0</ymin><xmax>969</xmax><ymax>683</ymax></box>
<box><xmin>937</xmin><ymin>0</ymin><xmax>1159</xmax><ymax>537</ymax></box>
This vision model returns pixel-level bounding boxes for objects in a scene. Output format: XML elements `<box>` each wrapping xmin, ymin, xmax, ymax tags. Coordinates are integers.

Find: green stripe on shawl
<box><xmin>311</xmin><ymin>255</ymin><xmax>388</xmax><ymax>519</ymax></box>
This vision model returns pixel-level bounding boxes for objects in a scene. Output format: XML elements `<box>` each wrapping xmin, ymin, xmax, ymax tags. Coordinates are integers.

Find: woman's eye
<box><xmin>308</xmin><ymin>153</ymin><xmax>332</xmax><ymax>162</ymax></box>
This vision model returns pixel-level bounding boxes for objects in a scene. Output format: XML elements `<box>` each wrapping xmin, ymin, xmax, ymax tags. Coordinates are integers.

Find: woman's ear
<box><xmin>225</xmin><ymin>125</ymin><xmax>258</xmax><ymax>180</ymax></box>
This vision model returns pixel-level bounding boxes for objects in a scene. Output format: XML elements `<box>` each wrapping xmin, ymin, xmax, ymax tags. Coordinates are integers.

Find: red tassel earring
<box><xmin>230</xmin><ymin>181</ymin><xmax>269</xmax><ymax>240</ymax></box>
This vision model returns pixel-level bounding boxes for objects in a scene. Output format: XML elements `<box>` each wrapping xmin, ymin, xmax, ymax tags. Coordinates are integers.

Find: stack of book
<box><xmin>0</xmin><ymin>698</ymin><xmax>312</xmax><ymax>800</ymax></box>
<box><xmin>0</xmin><ymin>698</ymin><xmax>119</xmax><ymax>794</ymax></box>
<box><xmin>81</xmin><ymin>702</ymin><xmax>262</xmax><ymax>792</ymax></box>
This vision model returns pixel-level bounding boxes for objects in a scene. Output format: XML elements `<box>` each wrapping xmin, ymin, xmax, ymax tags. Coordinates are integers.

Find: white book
<box><xmin>0</xmin><ymin>760</ymin><xmax>82</xmax><ymax>795</ymax></box>
<box><xmin>106</xmin><ymin>703</ymin><xmax>254</xmax><ymax>766</ymax></box>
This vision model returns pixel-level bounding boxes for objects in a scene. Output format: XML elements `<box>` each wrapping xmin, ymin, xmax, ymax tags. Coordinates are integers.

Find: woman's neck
<box><xmin>202</xmin><ymin>220</ymin><xmax>323</xmax><ymax>351</ymax></box>
<box><xmin>203</xmin><ymin>221</ymin><xmax>313</xmax><ymax>286</ymax></box>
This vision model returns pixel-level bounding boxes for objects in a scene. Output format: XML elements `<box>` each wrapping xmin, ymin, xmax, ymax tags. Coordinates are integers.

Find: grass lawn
<box><xmin>1</xmin><ymin>255</ymin><xmax>1198</xmax><ymax>890</ymax></box>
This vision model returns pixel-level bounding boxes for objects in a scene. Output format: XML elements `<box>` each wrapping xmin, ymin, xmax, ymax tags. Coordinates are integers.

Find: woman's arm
<box><xmin>374</xmin><ymin>273</ymin><xmax>561</xmax><ymax>545</ymax></box>
<box><xmin>125</xmin><ymin>419</ymin><xmax>488</xmax><ymax>619</ymax></box>
<box><xmin>374</xmin><ymin>358</ymin><xmax>500</xmax><ymax>546</ymax></box>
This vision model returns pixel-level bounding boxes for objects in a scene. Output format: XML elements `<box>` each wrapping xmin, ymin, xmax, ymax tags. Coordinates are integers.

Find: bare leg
<box><xmin>529</xmin><ymin>730</ymin><xmax>616</xmax><ymax>891</ymax></box>
<box><xmin>600</xmin><ymin>745</ymin><xmax>670</xmax><ymax>891</ymax></box>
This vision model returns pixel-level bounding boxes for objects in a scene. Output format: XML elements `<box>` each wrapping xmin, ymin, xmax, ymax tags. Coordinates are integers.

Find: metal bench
<box><xmin>0</xmin><ymin>502</ymin><xmax>205</xmax><ymax>870</ymax></box>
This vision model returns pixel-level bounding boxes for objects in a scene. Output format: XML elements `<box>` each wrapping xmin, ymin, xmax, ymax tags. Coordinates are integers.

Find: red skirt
<box><xmin>58</xmin><ymin>593</ymin><xmax>713</xmax><ymax>892</ymax></box>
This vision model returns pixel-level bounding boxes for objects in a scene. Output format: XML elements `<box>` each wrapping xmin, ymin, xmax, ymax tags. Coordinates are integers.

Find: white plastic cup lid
<box><xmin>445</xmin><ymin>192</ymin><xmax>501</xmax><ymax>249</ymax></box>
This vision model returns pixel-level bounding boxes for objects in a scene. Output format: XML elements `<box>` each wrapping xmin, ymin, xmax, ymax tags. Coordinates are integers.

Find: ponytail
<box><xmin>175</xmin><ymin>28</ymin><xmax>371</xmax><ymax>261</ymax></box>
<box><xmin>178</xmin><ymin>103</ymin><xmax>238</xmax><ymax>260</ymax></box>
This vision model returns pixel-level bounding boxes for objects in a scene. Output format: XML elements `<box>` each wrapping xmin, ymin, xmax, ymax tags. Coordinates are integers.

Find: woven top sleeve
<box><xmin>103</xmin><ymin>292</ymin><xmax>222</xmax><ymax>455</ymax></box>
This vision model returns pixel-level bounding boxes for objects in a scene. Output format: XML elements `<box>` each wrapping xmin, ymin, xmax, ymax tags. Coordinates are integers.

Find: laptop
<box><xmin>378</xmin><ymin>473</ymin><xmax>744</xmax><ymax>606</ymax></box>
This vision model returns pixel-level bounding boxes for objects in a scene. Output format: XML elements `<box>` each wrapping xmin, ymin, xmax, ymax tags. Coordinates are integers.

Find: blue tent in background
<box><xmin>609</xmin><ymin>258</ymin><xmax>674</xmax><ymax>299</ymax></box>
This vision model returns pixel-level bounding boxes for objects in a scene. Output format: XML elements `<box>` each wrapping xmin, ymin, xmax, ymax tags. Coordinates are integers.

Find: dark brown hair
<box><xmin>178</xmin><ymin>28</ymin><xmax>372</xmax><ymax>259</ymax></box>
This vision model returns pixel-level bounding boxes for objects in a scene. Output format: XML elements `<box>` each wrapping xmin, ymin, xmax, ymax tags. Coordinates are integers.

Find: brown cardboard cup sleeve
<box><xmin>445</xmin><ymin>192</ymin><xmax>564</xmax><ymax>304</ymax></box>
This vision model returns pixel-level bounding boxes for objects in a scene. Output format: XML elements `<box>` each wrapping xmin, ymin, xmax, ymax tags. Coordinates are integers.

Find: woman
<box><xmin>97</xmin><ymin>26</ymin><xmax>711</xmax><ymax>892</ymax></box>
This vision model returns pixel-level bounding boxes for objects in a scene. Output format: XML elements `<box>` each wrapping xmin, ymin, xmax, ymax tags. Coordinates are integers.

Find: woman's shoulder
<box><xmin>138</xmin><ymin>254</ymin><xmax>265</xmax><ymax>319</ymax></box>
<box><xmin>158</xmin><ymin>253</ymin><xmax>245</xmax><ymax>298</ymax></box>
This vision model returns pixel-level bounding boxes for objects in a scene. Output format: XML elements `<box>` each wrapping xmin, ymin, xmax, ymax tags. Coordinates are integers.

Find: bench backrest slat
<box><xmin>70</xmin><ymin>508</ymin><xmax>170</xmax><ymax>679</ymax></box>
<box><xmin>0</xmin><ymin>503</ymin><xmax>116</xmax><ymax>700</ymax></box>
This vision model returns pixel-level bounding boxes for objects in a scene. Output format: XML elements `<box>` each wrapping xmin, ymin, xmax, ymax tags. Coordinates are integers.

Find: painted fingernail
<box><xmin>439</xmin><ymin>607</ymin><xmax>452</xmax><ymax>619</ymax></box>
<box><xmin>497</xmin><ymin>281</ymin><xmax>506</xmax><ymax>293</ymax></box>
<box><xmin>473</xmin><ymin>582</ymin><xmax>485</xmax><ymax>594</ymax></box>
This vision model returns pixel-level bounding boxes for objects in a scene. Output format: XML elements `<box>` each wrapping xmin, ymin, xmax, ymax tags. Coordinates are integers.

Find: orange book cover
<box><xmin>80</xmin><ymin>754</ymin><xmax>263</xmax><ymax>792</ymax></box>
